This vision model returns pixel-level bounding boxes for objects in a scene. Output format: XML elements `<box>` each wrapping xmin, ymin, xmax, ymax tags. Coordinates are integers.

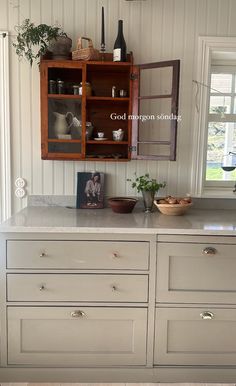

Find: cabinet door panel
<box><xmin>8</xmin><ymin>307</ymin><xmax>147</xmax><ymax>366</ymax></box>
<box><xmin>156</xmin><ymin>242</ymin><xmax>236</xmax><ymax>303</ymax></box>
<box><xmin>7</xmin><ymin>240</ymin><xmax>149</xmax><ymax>270</ymax></box>
<box><xmin>154</xmin><ymin>307</ymin><xmax>236</xmax><ymax>365</ymax></box>
<box><xmin>7</xmin><ymin>274</ymin><xmax>148</xmax><ymax>302</ymax></box>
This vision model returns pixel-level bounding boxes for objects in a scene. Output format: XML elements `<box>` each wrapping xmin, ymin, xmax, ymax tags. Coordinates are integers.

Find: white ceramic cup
<box><xmin>112</xmin><ymin>130</ymin><xmax>124</xmax><ymax>141</ymax></box>
<box><xmin>97</xmin><ymin>132</ymin><xmax>105</xmax><ymax>138</ymax></box>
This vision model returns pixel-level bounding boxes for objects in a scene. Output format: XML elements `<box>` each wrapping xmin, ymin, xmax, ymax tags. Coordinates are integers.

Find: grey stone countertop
<box><xmin>1</xmin><ymin>206</ymin><xmax>236</xmax><ymax>235</ymax></box>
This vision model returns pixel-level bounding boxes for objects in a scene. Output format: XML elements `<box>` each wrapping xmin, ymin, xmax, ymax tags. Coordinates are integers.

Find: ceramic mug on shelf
<box><xmin>112</xmin><ymin>129</ymin><xmax>124</xmax><ymax>141</ymax></box>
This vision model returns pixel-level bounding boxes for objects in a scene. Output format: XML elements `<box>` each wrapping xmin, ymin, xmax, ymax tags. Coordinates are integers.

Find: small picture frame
<box><xmin>76</xmin><ymin>172</ymin><xmax>105</xmax><ymax>209</ymax></box>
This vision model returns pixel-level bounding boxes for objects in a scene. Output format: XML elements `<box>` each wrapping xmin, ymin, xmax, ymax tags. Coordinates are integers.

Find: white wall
<box><xmin>1</xmin><ymin>0</ymin><xmax>236</xmax><ymax>214</ymax></box>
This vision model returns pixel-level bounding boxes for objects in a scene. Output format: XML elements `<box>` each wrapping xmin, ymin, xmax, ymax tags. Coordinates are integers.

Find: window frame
<box><xmin>191</xmin><ymin>36</ymin><xmax>236</xmax><ymax>197</ymax></box>
<box><xmin>0</xmin><ymin>31</ymin><xmax>11</xmax><ymax>222</ymax></box>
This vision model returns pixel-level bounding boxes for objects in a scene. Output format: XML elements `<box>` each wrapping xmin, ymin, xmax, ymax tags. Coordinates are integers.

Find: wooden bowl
<box><xmin>154</xmin><ymin>200</ymin><xmax>192</xmax><ymax>216</ymax></box>
<box><xmin>108</xmin><ymin>197</ymin><xmax>138</xmax><ymax>213</ymax></box>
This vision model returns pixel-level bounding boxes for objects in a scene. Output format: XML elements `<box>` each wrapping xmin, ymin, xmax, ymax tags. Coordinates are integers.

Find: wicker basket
<box><xmin>72</xmin><ymin>37</ymin><xmax>100</xmax><ymax>61</ymax></box>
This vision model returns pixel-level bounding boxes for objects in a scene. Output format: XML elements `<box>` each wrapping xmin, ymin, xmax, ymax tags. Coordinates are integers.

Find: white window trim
<box><xmin>191</xmin><ymin>36</ymin><xmax>236</xmax><ymax>198</ymax></box>
<box><xmin>0</xmin><ymin>32</ymin><xmax>11</xmax><ymax>222</ymax></box>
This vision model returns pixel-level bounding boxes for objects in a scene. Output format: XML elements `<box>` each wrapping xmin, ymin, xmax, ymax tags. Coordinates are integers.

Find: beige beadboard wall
<box><xmin>1</xmin><ymin>0</ymin><xmax>236</xmax><ymax>214</ymax></box>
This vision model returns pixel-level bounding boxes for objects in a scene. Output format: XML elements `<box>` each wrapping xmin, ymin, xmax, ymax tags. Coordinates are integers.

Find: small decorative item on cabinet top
<box><xmin>72</xmin><ymin>37</ymin><xmax>100</xmax><ymax>61</ymax></box>
<box><xmin>76</xmin><ymin>172</ymin><xmax>105</xmax><ymax>209</ymax></box>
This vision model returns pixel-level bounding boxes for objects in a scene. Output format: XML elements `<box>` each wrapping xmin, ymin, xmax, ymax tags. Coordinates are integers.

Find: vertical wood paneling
<box><xmin>30</xmin><ymin>0</ymin><xmax>42</xmax><ymax>195</ymax></box>
<box><xmin>41</xmin><ymin>0</ymin><xmax>54</xmax><ymax>195</ymax></box>
<box><xmin>2</xmin><ymin>0</ymin><xmax>236</xmax><ymax>214</ymax></box>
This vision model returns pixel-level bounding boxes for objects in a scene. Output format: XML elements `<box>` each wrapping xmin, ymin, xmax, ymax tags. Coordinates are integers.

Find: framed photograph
<box><xmin>76</xmin><ymin>172</ymin><xmax>105</xmax><ymax>209</ymax></box>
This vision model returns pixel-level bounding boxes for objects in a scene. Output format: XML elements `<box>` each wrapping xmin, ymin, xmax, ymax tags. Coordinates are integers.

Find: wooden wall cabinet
<box><xmin>40</xmin><ymin>55</ymin><xmax>180</xmax><ymax>161</ymax></box>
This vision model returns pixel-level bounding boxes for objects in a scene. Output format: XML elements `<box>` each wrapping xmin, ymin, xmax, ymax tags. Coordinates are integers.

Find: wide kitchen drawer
<box><xmin>154</xmin><ymin>307</ymin><xmax>236</xmax><ymax>366</ymax></box>
<box><xmin>7</xmin><ymin>240</ymin><xmax>149</xmax><ymax>270</ymax></box>
<box><xmin>156</xmin><ymin>242</ymin><xmax>236</xmax><ymax>303</ymax></box>
<box><xmin>7</xmin><ymin>273</ymin><xmax>148</xmax><ymax>302</ymax></box>
<box><xmin>8</xmin><ymin>306</ymin><xmax>147</xmax><ymax>366</ymax></box>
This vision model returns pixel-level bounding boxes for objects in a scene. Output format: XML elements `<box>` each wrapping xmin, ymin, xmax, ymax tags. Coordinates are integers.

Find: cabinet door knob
<box><xmin>202</xmin><ymin>247</ymin><xmax>217</xmax><ymax>255</ymax></box>
<box><xmin>112</xmin><ymin>252</ymin><xmax>119</xmax><ymax>258</ymax></box>
<box><xmin>200</xmin><ymin>311</ymin><xmax>214</xmax><ymax>320</ymax></box>
<box><xmin>111</xmin><ymin>285</ymin><xmax>118</xmax><ymax>292</ymax></box>
<box><xmin>70</xmin><ymin>310</ymin><xmax>86</xmax><ymax>318</ymax></box>
<box><xmin>39</xmin><ymin>252</ymin><xmax>47</xmax><ymax>257</ymax></box>
<box><xmin>39</xmin><ymin>285</ymin><xmax>45</xmax><ymax>291</ymax></box>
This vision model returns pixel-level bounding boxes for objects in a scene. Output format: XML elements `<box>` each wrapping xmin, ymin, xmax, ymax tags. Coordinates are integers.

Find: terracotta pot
<box><xmin>108</xmin><ymin>197</ymin><xmax>138</xmax><ymax>213</ymax></box>
<box><xmin>48</xmin><ymin>36</ymin><xmax>72</xmax><ymax>60</ymax></box>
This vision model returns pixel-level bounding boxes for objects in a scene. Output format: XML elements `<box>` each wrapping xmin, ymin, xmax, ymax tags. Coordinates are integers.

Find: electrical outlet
<box><xmin>15</xmin><ymin>177</ymin><xmax>26</xmax><ymax>188</ymax></box>
<box><xmin>15</xmin><ymin>188</ymin><xmax>26</xmax><ymax>198</ymax></box>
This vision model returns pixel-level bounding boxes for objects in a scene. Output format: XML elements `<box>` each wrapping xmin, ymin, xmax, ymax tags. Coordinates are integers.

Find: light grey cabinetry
<box><xmin>2</xmin><ymin>234</ymin><xmax>153</xmax><ymax>370</ymax></box>
<box><xmin>8</xmin><ymin>307</ymin><xmax>147</xmax><ymax>366</ymax></box>
<box><xmin>155</xmin><ymin>235</ymin><xmax>236</xmax><ymax>368</ymax></box>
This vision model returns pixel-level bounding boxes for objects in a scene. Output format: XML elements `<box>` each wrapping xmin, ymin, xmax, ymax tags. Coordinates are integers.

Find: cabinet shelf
<box><xmin>86</xmin><ymin>96</ymin><xmax>129</xmax><ymax>102</ymax></box>
<box><xmin>87</xmin><ymin>140</ymin><xmax>128</xmax><ymax>145</ymax></box>
<box><xmin>48</xmin><ymin>139</ymin><xmax>81</xmax><ymax>143</ymax></box>
<box><xmin>48</xmin><ymin>94</ymin><xmax>82</xmax><ymax>100</ymax></box>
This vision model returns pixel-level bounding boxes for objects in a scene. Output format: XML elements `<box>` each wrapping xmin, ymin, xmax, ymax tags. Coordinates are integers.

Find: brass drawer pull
<box><xmin>200</xmin><ymin>311</ymin><xmax>214</xmax><ymax>320</ymax></box>
<box><xmin>39</xmin><ymin>252</ymin><xmax>47</xmax><ymax>257</ymax></box>
<box><xmin>39</xmin><ymin>285</ymin><xmax>45</xmax><ymax>291</ymax></box>
<box><xmin>70</xmin><ymin>310</ymin><xmax>86</xmax><ymax>318</ymax></box>
<box><xmin>112</xmin><ymin>252</ymin><xmax>119</xmax><ymax>258</ymax></box>
<box><xmin>202</xmin><ymin>247</ymin><xmax>217</xmax><ymax>255</ymax></box>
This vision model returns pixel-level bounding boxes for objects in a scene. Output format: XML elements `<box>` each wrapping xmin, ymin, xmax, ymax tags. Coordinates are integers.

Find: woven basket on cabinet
<box><xmin>72</xmin><ymin>37</ymin><xmax>100</xmax><ymax>61</ymax></box>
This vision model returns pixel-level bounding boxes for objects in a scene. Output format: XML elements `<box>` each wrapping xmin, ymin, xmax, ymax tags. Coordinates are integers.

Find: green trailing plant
<box><xmin>13</xmin><ymin>18</ymin><xmax>67</xmax><ymax>65</ymax></box>
<box><xmin>127</xmin><ymin>173</ymin><xmax>166</xmax><ymax>193</ymax></box>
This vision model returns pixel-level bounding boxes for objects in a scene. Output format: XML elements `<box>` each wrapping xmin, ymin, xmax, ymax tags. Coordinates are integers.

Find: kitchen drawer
<box><xmin>7</xmin><ymin>240</ymin><xmax>149</xmax><ymax>270</ymax></box>
<box><xmin>154</xmin><ymin>307</ymin><xmax>236</xmax><ymax>366</ymax></box>
<box><xmin>8</xmin><ymin>306</ymin><xmax>147</xmax><ymax>366</ymax></box>
<box><xmin>7</xmin><ymin>273</ymin><xmax>148</xmax><ymax>302</ymax></box>
<box><xmin>156</xmin><ymin>242</ymin><xmax>236</xmax><ymax>303</ymax></box>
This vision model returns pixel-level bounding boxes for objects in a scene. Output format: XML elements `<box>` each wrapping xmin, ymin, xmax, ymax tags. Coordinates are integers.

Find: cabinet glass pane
<box><xmin>48</xmin><ymin>99</ymin><xmax>82</xmax><ymax>140</ymax></box>
<box><xmin>140</xmin><ymin>67</ymin><xmax>172</xmax><ymax>97</ymax></box>
<box><xmin>48</xmin><ymin>142</ymin><xmax>81</xmax><ymax>154</ymax></box>
<box><xmin>138</xmin><ymin>99</ymin><xmax>172</xmax><ymax>142</ymax></box>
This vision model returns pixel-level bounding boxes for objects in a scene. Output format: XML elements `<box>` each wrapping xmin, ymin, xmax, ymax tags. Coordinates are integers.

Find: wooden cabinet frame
<box><xmin>40</xmin><ymin>56</ymin><xmax>180</xmax><ymax>161</ymax></box>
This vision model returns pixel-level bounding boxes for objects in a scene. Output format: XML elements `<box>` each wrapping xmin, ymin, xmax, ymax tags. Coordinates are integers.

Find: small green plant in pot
<box><xmin>13</xmin><ymin>18</ymin><xmax>71</xmax><ymax>66</ymax></box>
<box><xmin>127</xmin><ymin>173</ymin><xmax>166</xmax><ymax>213</ymax></box>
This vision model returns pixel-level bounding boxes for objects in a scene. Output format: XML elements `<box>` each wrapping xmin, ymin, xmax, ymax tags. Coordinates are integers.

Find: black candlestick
<box><xmin>101</xmin><ymin>6</ymin><xmax>105</xmax><ymax>58</ymax></box>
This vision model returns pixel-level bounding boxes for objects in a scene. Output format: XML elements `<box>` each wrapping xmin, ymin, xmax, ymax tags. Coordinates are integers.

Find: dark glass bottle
<box><xmin>113</xmin><ymin>20</ymin><xmax>127</xmax><ymax>62</ymax></box>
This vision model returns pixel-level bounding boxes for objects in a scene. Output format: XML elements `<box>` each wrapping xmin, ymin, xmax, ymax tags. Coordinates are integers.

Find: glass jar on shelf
<box><xmin>79</xmin><ymin>82</ymin><xmax>92</xmax><ymax>96</ymax></box>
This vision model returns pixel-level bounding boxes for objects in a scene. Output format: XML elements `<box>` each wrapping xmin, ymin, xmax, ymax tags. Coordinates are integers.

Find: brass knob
<box><xmin>200</xmin><ymin>311</ymin><xmax>214</xmax><ymax>320</ymax></box>
<box><xmin>111</xmin><ymin>285</ymin><xmax>118</xmax><ymax>291</ymax></box>
<box><xmin>39</xmin><ymin>252</ymin><xmax>47</xmax><ymax>257</ymax></box>
<box><xmin>112</xmin><ymin>252</ymin><xmax>119</xmax><ymax>258</ymax></box>
<box><xmin>70</xmin><ymin>310</ymin><xmax>86</xmax><ymax>318</ymax></box>
<box><xmin>202</xmin><ymin>247</ymin><xmax>217</xmax><ymax>255</ymax></box>
<box><xmin>39</xmin><ymin>285</ymin><xmax>45</xmax><ymax>291</ymax></box>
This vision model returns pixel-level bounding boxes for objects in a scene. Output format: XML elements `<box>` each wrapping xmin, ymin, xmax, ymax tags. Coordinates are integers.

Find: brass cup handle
<box><xmin>70</xmin><ymin>310</ymin><xmax>86</xmax><ymax>318</ymax></box>
<box><xmin>39</xmin><ymin>252</ymin><xmax>47</xmax><ymax>257</ymax></box>
<box><xmin>202</xmin><ymin>247</ymin><xmax>217</xmax><ymax>255</ymax></box>
<box><xmin>200</xmin><ymin>311</ymin><xmax>214</xmax><ymax>320</ymax></box>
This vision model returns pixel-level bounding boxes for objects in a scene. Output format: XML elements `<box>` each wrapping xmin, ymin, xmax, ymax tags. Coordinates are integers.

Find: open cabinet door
<box><xmin>131</xmin><ymin>60</ymin><xmax>180</xmax><ymax>160</ymax></box>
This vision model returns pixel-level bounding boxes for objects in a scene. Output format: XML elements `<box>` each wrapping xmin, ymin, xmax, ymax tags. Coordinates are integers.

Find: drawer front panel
<box><xmin>156</xmin><ymin>242</ymin><xmax>236</xmax><ymax>303</ymax></box>
<box><xmin>7</xmin><ymin>240</ymin><xmax>149</xmax><ymax>270</ymax></box>
<box><xmin>8</xmin><ymin>306</ymin><xmax>147</xmax><ymax>366</ymax></box>
<box><xmin>154</xmin><ymin>307</ymin><xmax>236</xmax><ymax>366</ymax></box>
<box><xmin>7</xmin><ymin>274</ymin><xmax>148</xmax><ymax>302</ymax></box>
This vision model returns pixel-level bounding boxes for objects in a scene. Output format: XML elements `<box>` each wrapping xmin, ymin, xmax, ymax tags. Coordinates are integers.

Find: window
<box><xmin>191</xmin><ymin>36</ymin><xmax>236</xmax><ymax>197</ymax></box>
<box><xmin>206</xmin><ymin>66</ymin><xmax>236</xmax><ymax>184</ymax></box>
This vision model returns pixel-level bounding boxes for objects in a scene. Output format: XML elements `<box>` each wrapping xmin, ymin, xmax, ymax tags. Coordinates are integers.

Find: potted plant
<box><xmin>127</xmin><ymin>173</ymin><xmax>166</xmax><ymax>213</ymax></box>
<box><xmin>13</xmin><ymin>18</ymin><xmax>72</xmax><ymax>66</ymax></box>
